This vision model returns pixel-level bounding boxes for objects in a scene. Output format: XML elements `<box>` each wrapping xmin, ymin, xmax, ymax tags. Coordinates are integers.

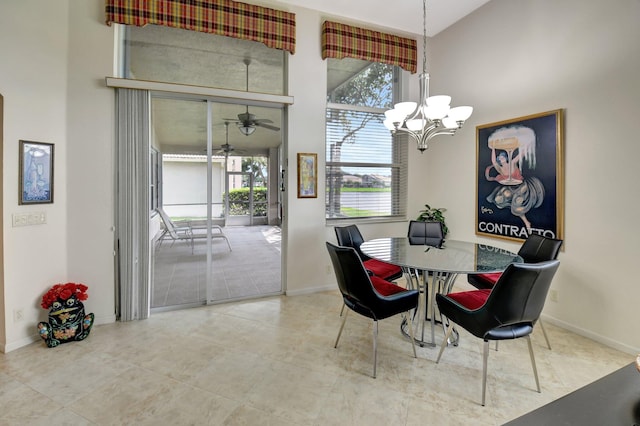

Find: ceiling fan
<box><xmin>225</xmin><ymin>58</ymin><xmax>280</xmax><ymax>136</ymax></box>
<box><xmin>214</xmin><ymin>122</ymin><xmax>245</xmax><ymax>156</ymax></box>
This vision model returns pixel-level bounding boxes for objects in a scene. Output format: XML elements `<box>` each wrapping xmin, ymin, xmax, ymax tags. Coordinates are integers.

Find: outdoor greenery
<box><xmin>340</xmin><ymin>207</ymin><xmax>387</xmax><ymax>217</ymax></box>
<box><xmin>226</xmin><ymin>187</ymin><xmax>267</xmax><ymax>216</ymax></box>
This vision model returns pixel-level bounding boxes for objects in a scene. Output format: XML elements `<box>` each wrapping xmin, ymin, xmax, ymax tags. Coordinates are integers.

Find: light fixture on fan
<box><xmin>237</xmin><ymin>125</ymin><xmax>256</xmax><ymax>136</ymax></box>
<box><xmin>383</xmin><ymin>0</ymin><xmax>473</xmax><ymax>152</ymax></box>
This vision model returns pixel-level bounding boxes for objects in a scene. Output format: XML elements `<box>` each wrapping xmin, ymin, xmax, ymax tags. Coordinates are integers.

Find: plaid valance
<box><xmin>106</xmin><ymin>0</ymin><xmax>296</xmax><ymax>54</ymax></box>
<box><xmin>322</xmin><ymin>21</ymin><xmax>416</xmax><ymax>73</ymax></box>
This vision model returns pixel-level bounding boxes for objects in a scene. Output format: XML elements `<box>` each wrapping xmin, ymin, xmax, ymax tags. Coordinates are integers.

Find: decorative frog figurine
<box><xmin>37</xmin><ymin>283</ymin><xmax>94</xmax><ymax>348</ymax></box>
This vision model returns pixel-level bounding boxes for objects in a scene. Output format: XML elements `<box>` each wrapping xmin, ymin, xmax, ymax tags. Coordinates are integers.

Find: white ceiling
<box><xmin>265</xmin><ymin>0</ymin><xmax>491</xmax><ymax>36</ymax></box>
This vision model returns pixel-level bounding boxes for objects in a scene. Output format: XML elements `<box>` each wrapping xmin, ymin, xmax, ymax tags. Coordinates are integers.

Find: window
<box><xmin>325</xmin><ymin>58</ymin><xmax>407</xmax><ymax>220</ymax></box>
<box><xmin>122</xmin><ymin>25</ymin><xmax>285</xmax><ymax>95</ymax></box>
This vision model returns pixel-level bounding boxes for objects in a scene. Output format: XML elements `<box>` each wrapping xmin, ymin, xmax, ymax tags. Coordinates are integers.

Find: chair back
<box><xmin>517</xmin><ymin>234</ymin><xmax>563</xmax><ymax>263</ymax></box>
<box><xmin>334</xmin><ymin>225</ymin><xmax>370</xmax><ymax>261</ymax></box>
<box><xmin>326</xmin><ymin>241</ymin><xmax>420</xmax><ymax>322</ymax></box>
<box><xmin>156</xmin><ymin>207</ymin><xmax>181</xmax><ymax>239</ymax></box>
<box><xmin>326</xmin><ymin>242</ymin><xmax>377</xmax><ymax>305</ymax></box>
<box><xmin>484</xmin><ymin>260</ymin><xmax>560</xmax><ymax>328</ymax></box>
<box><xmin>407</xmin><ymin>220</ymin><xmax>444</xmax><ymax>247</ymax></box>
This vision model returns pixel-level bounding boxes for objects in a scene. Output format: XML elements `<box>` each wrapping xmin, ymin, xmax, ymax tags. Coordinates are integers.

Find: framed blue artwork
<box><xmin>19</xmin><ymin>140</ymin><xmax>54</xmax><ymax>205</ymax></box>
<box><xmin>476</xmin><ymin>110</ymin><xmax>564</xmax><ymax>242</ymax></box>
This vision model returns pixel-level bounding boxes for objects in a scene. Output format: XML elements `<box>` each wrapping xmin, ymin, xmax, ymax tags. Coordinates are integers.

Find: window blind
<box><xmin>326</xmin><ymin>106</ymin><xmax>407</xmax><ymax>220</ymax></box>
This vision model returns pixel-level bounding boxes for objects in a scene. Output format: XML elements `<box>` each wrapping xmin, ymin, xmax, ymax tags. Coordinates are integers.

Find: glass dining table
<box><xmin>360</xmin><ymin>237</ymin><xmax>522</xmax><ymax>347</ymax></box>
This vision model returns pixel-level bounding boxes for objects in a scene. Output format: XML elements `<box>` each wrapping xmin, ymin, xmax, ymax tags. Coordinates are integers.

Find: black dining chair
<box><xmin>436</xmin><ymin>260</ymin><xmax>560</xmax><ymax>406</ymax></box>
<box><xmin>406</xmin><ymin>219</ymin><xmax>446</xmax><ymax>296</ymax></box>
<box><xmin>467</xmin><ymin>234</ymin><xmax>563</xmax><ymax>349</ymax></box>
<box><xmin>326</xmin><ymin>242</ymin><xmax>419</xmax><ymax>378</ymax></box>
<box><xmin>334</xmin><ymin>225</ymin><xmax>403</xmax><ymax>281</ymax></box>
<box><xmin>407</xmin><ymin>220</ymin><xmax>444</xmax><ymax>247</ymax></box>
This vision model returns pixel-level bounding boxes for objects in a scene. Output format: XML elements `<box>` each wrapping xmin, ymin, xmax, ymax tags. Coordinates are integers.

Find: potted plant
<box><xmin>416</xmin><ymin>204</ymin><xmax>448</xmax><ymax>236</ymax></box>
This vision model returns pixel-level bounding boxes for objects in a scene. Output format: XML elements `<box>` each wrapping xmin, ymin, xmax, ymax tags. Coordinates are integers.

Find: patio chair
<box><xmin>156</xmin><ymin>207</ymin><xmax>194</xmax><ymax>253</ymax></box>
<box><xmin>189</xmin><ymin>221</ymin><xmax>232</xmax><ymax>252</ymax></box>
<box><xmin>156</xmin><ymin>208</ymin><xmax>232</xmax><ymax>253</ymax></box>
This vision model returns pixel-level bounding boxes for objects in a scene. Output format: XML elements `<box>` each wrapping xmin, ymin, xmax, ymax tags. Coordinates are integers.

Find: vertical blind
<box><xmin>322</xmin><ymin>21</ymin><xmax>417</xmax><ymax>73</ymax></box>
<box><xmin>115</xmin><ymin>88</ymin><xmax>151</xmax><ymax>321</ymax></box>
<box><xmin>106</xmin><ymin>0</ymin><xmax>296</xmax><ymax>54</ymax></box>
<box><xmin>325</xmin><ymin>107</ymin><xmax>407</xmax><ymax>219</ymax></box>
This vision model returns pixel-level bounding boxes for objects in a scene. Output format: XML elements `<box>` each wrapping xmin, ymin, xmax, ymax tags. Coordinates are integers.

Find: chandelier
<box><xmin>383</xmin><ymin>0</ymin><xmax>473</xmax><ymax>152</ymax></box>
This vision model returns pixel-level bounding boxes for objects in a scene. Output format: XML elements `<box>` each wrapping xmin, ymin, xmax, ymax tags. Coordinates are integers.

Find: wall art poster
<box><xmin>476</xmin><ymin>110</ymin><xmax>564</xmax><ymax>242</ymax></box>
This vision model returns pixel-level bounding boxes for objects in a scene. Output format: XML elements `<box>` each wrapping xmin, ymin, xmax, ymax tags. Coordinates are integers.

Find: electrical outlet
<box><xmin>549</xmin><ymin>289</ymin><xmax>559</xmax><ymax>302</ymax></box>
<box><xmin>13</xmin><ymin>309</ymin><xmax>24</xmax><ymax>323</ymax></box>
<box><xmin>326</xmin><ymin>265</ymin><xmax>332</xmax><ymax>275</ymax></box>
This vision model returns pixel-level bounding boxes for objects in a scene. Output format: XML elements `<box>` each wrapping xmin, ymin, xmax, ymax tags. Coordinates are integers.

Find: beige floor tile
<box><xmin>0</xmin><ymin>291</ymin><xmax>633</xmax><ymax>425</ymax></box>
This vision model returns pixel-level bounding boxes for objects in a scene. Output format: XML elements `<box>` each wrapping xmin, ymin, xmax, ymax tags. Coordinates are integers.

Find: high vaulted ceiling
<box><xmin>144</xmin><ymin>0</ymin><xmax>491</xmax><ymax>157</ymax></box>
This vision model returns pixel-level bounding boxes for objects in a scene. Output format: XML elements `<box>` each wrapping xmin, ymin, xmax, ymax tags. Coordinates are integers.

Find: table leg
<box><xmin>401</xmin><ymin>267</ymin><xmax>435</xmax><ymax>348</ymax></box>
<box><xmin>400</xmin><ymin>268</ymin><xmax>460</xmax><ymax>347</ymax></box>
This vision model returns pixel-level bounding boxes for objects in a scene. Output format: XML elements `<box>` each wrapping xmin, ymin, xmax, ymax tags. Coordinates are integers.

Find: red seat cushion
<box><xmin>363</xmin><ymin>259</ymin><xmax>402</xmax><ymax>280</ymax></box>
<box><xmin>473</xmin><ymin>272</ymin><xmax>502</xmax><ymax>287</ymax></box>
<box><xmin>446</xmin><ymin>289</ymin><xmax>491</xmax><ymax>310</ymax></box>
<box><xmin>370</xmin><ymin>276</ymin><xmax>407</xmax><ymax>296</ymax></box>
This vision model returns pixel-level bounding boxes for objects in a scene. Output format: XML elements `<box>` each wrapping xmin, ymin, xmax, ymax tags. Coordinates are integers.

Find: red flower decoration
<box><xmin>40</xmin><ymin>283</ymin><xmax>89</xmax><ymax>309</ymax></box>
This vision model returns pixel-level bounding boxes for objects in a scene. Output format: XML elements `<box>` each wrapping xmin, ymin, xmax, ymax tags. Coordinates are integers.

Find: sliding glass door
<box><xmin>150</xmin><ymin>96</ymin><xmax>283</xmax><ymax>310</ymax></box>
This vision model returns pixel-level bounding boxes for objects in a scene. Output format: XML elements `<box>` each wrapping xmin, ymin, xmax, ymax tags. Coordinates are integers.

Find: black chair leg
<box><xmin>539</xmin><ymin>321</ymin><xmax>552</xmax><ymax>350</ymax></box>
<box><xmin>334</xmin><ymin>309</ymin><xmax>348</xmax><ymax>348</ymax></box>
<box><xmin>482</xmin><ymin>340</ymin><xmax>489</xmax><ymax>406</ymax></box>
<box><xmin>526</xmin><ymin>335</ymin><xmax>541</xmax><ymax>392</ymax></box>
<box><xmin>435</xmin><ymin>322</ymin><xmax>454</xmax><ymax>363</ymax></box>
<box><xmin>406</xmin><ymin>310</ymin><xmax>417</xmax><ymax>359</ymax></box>
<box><xmin>372</xmin><ymin>320</ymin><xmax>378</xmax><ymax>378</ymax></box>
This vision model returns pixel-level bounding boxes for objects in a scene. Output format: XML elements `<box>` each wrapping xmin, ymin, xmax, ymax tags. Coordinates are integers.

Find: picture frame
<box><xmin>19</xmin><ymin>140</ymin><xmax>54</xmax><ymax>205</ymax></box>
<box><xmin>297</xmin><ymin>152</ymin><xmax>317</xmax><ymax>198</ymax></box>
<box><xmin>476</xmin><ymin>110</ymin><xmax>564</xmax><ymax>242</ymax></box>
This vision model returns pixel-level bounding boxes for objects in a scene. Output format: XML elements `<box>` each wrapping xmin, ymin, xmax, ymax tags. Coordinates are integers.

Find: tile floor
<box><xmin>0</xmin><ymin>289</ymin><xmax>632</xmax><ymax>425</ymax></box>
<box><xmin>152</xmin><ymin>225</ymin><xmax>282</xmax><ymax>308</ymax></box>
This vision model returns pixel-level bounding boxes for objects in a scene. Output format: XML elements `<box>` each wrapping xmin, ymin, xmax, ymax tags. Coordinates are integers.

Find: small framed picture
<box><xmin>297</xmin><ymin>153</ymin><xmax>317</xmax><ymax>198</ymax></box>
<box><xmin>19</xmin><ymin>140</ymin><xmax>54</xmax><ymax>205</ymax></box>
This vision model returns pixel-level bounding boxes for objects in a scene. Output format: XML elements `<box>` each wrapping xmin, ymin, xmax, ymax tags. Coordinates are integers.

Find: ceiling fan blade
<box><xmin>254</xmin><ymin>118</ymin><xmax>274</xmax><ymax>124</ymax></box>
<box><xmin>255</xmin><ymin>122</ymin><xmax>280</xmax><ymax>131</ymax></box>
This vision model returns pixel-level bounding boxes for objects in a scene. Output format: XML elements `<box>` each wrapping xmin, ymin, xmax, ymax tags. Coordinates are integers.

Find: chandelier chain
<box><xmin>422</xmin><ymin>0</ymin><xmax>427</xmax><ymax>74</ymax></box>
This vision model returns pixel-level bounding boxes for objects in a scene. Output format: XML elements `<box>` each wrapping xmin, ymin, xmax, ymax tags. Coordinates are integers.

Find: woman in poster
<box><xmin>484</xmin><ymin>126</ymin><xmax>544</xmax><ymax>231</ymax></box>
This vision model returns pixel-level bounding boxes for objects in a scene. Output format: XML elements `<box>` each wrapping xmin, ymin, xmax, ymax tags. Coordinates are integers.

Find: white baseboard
<box><xmin>286</xmin><ymin>284</ymin><xmax>336</xmax><ymax>296</ymax></box>
<box><xmin>1</xmin><ymin>313</ymin><xmax>117</xmax><ymax>353</ymax></box>
<box><xmin>2</xmin><ymin>334</ymin><xmax>40</xmax><ymax>353</ymax></box>
<box><xmin>542</xmin><ymin>313</ymin><xmax>640</xmax><ymax>355</ymax></box>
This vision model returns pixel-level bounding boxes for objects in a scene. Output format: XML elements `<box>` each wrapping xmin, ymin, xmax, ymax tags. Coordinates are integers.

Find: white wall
<box><xmin>66</xmin><ymin>0</ymin><xmax>118</xmax><ymax>331</ymax></box>
<box><xmin>1</xmin><ymin>0</ymin><xmax>639</xmax><ymax>355</ymax></box>
<box><xmin>162</xmin><ymin>160</ymin><xmax>225</xmax><ymax>218</ymax></box>
<box><xmin>0</xmin><ymin>1</ymin><xmax>71</xmax><ymax>351</ymax></box>
<box><xmin>426</xmin><ymin>0</ymin><xmax>640</xmax><ymax>353</ymax></box>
